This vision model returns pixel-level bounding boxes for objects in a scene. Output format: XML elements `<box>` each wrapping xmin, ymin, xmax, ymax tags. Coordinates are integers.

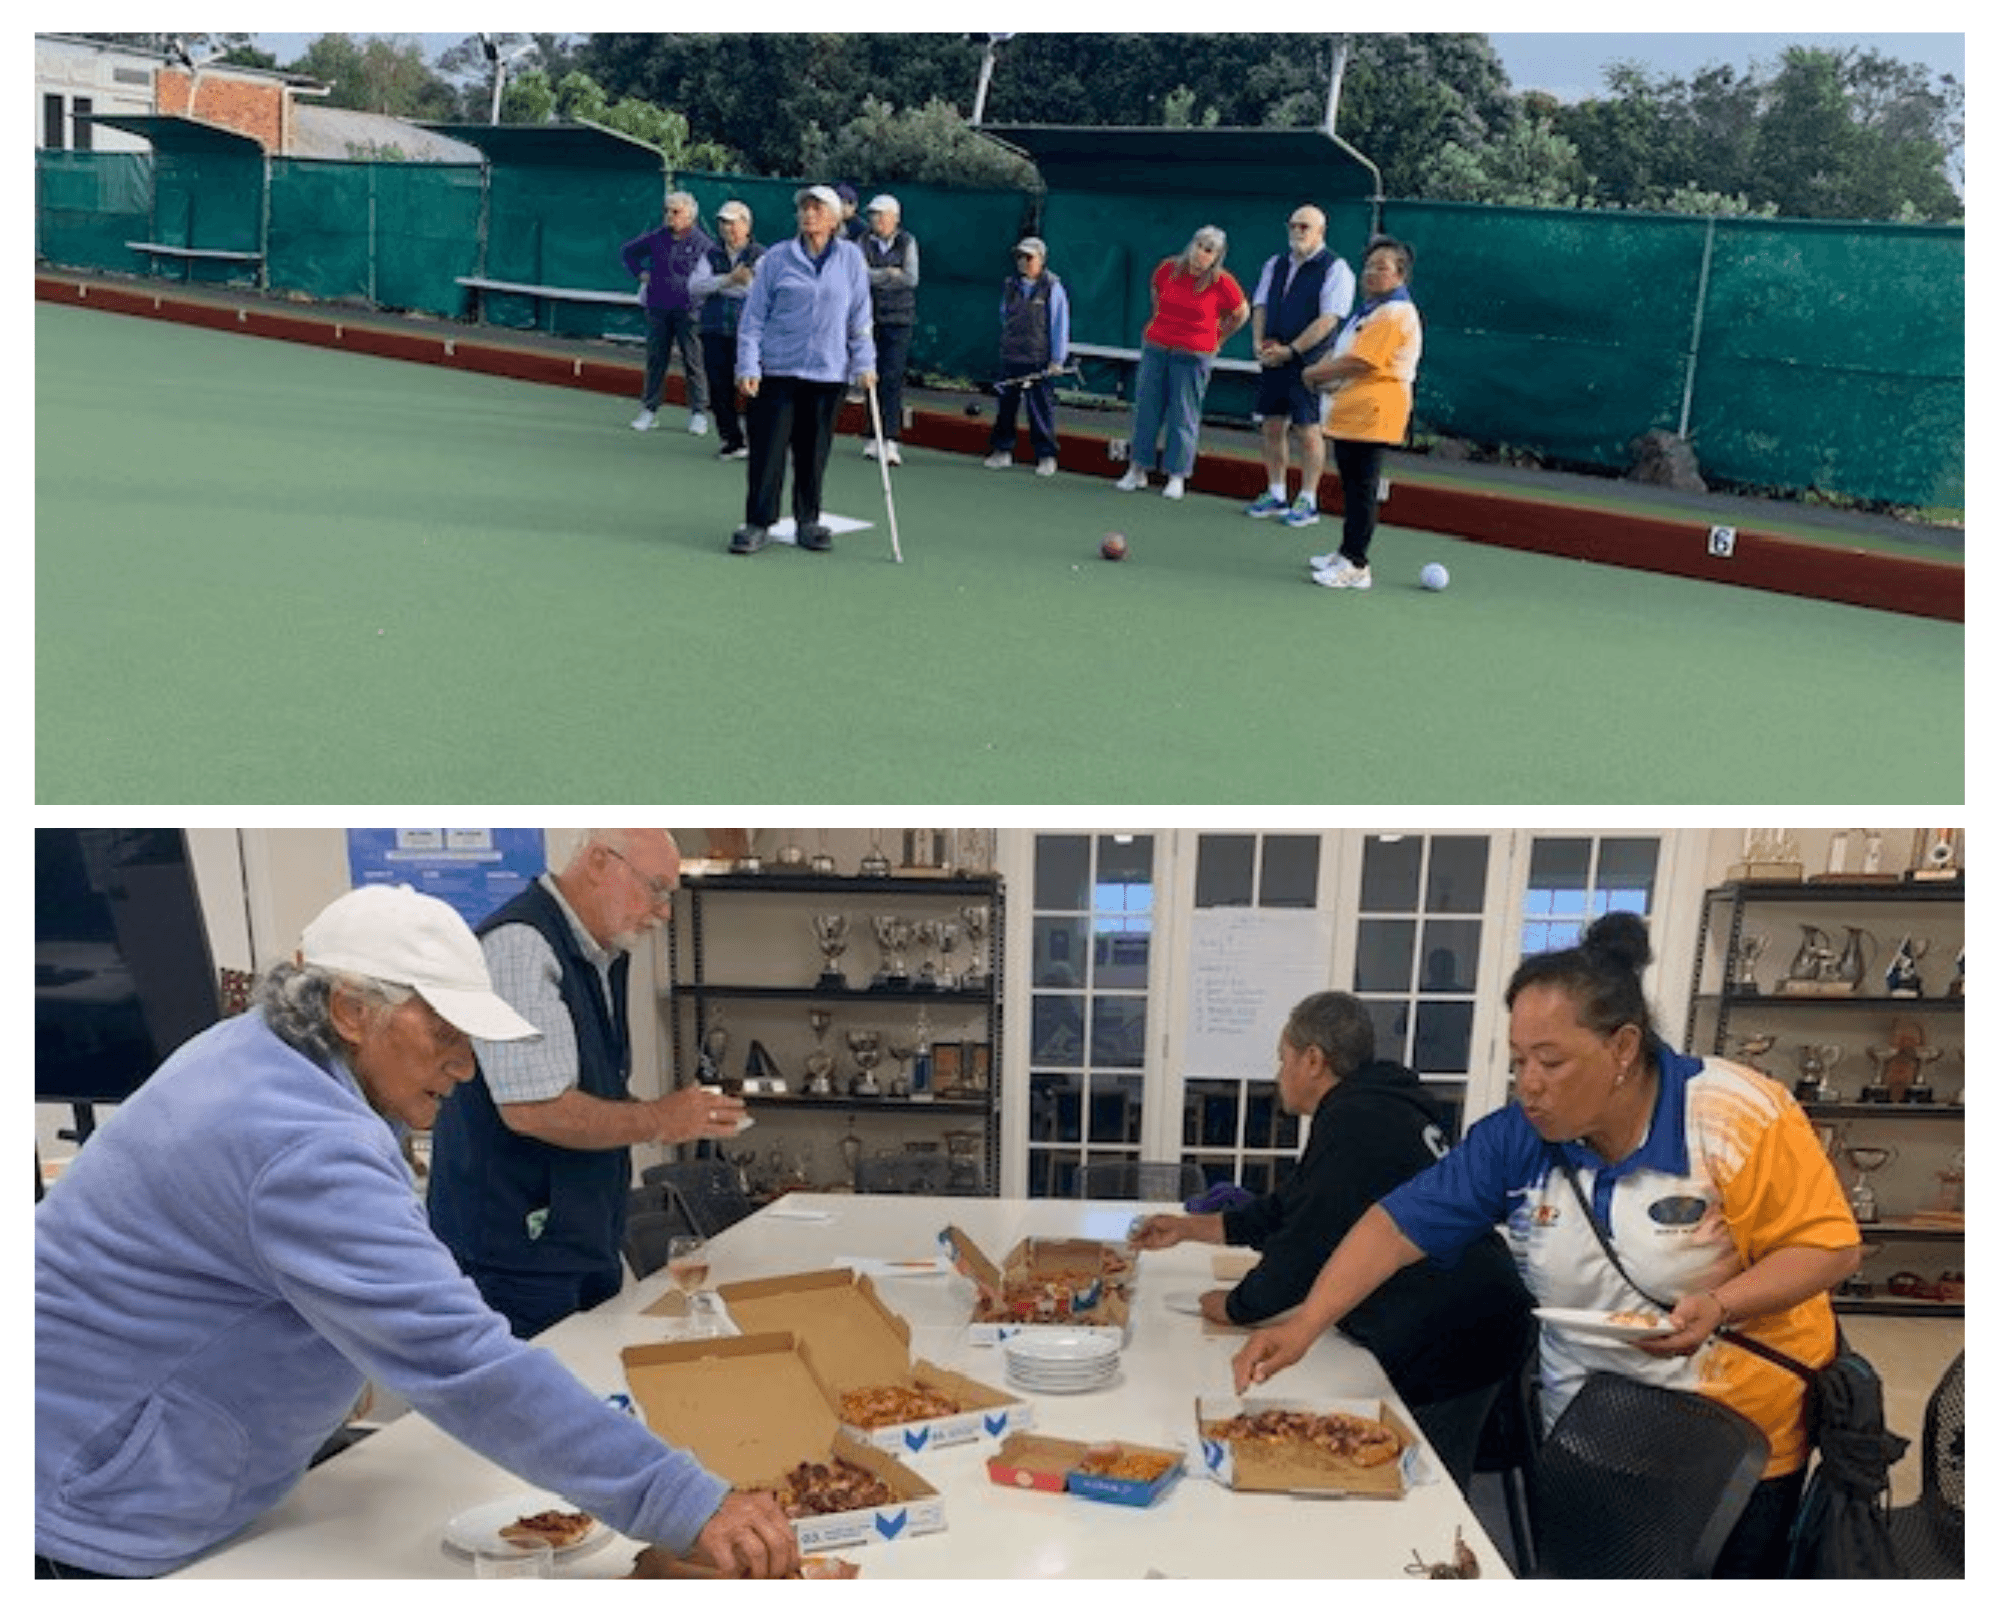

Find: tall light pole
<box><xmin>1323</xmin><ymin>35</ymin><xmax>1349</xmax><ymax>135</ymax></box>
<box><xmin>969</xmin><ymin>32</ymin><xmax>1012</xmax><ymax>127</ymax></box>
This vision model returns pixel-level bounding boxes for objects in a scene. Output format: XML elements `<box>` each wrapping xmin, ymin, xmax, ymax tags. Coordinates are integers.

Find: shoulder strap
<box><xmin>1552</xmin><ymin>1150</ymin><xmax>1816</xmax><ymax>1384</ymax></box>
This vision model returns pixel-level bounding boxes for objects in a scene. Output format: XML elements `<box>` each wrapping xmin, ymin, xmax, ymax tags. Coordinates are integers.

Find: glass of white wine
<box><xmin>666</xmin><ymin>1235</ymin><xmax>713</xmax><ymax>1334</ymax></box>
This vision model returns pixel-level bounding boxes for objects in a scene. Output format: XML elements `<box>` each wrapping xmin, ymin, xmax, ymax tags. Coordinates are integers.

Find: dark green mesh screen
<box><xmin>36</xmin><ymin>151</ymin><xmax>152</xmax><ymax>273</ymax></box>
<box><xmin>267</xmin><ymin>161</ymin><xmax>484</xmax><ymax>315</ymax></box>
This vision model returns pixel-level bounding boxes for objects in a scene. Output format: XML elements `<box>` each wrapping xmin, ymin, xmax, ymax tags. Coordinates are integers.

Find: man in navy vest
<box><xmin>1244</xmin><ymin>206</ymin><xmax>1355</xmax><ymax>528</ymax></box>
<box><xmin>428</xmin><ymin>830</ymin><xmax>747</xmax><ymax>1339</ymax></box>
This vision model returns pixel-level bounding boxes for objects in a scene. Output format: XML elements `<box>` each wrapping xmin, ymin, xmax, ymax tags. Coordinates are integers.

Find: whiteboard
<box><xmin>1184</xmin><ymin>908</ymin><xmax>1336</xmax><ymax>1079</ymax></box>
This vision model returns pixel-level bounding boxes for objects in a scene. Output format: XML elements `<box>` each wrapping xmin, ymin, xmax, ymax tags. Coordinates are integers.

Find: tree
<box><xmin>798</xmin><ymin>96</ymin><xmax>1038</xmax><ymax>188</ymax></box>
<box><xmin>282</xmin><ymin>34</ymin><xmax>457</xmax><ymax>119</ymax></box>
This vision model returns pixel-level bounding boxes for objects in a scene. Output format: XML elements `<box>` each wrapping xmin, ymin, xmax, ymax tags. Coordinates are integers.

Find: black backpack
<box><xmin>1783</xmin><ymin>1337</ymin><xmax>1910</xmax><ymax>1578</ymax></box>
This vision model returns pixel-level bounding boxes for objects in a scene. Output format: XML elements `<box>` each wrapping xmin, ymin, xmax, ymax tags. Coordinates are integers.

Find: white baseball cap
<box><xmin>866</xmin><ymin>193</ymin><xmax>900</xmax><ymax>216</ymax></box>
<box><xmin>795</xmin><ymin>184</ymin><xmax>842</xmax><ymax>211</ymax></box>
<box><xmin>299</xmin><ymin>884</ymin><xmax>539</xmax><ymax>1041</ymax></box>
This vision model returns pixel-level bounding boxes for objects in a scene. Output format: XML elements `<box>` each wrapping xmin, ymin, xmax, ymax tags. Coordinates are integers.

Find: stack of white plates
<box><xmin>1002</xmin><ymin>1327</ymin><xmax>1121</xmax><ymax>1394</ymax></box>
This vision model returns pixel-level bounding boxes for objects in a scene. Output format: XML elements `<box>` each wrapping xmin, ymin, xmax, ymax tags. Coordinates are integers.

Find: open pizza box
<box><xmin>621</xmin><ymin>1333</ymin><xmax>945</xmax><ymax>1552</ymax></box>
<box><xmin>939</xmin><ymin>1225</ymin><xmax>1135</xmax><ymax>1345</ymax></box>
<box><xmin>715</xmin><ymin>1268</ymin><xmax>1032</xmax><ymax>1454</ymax></box>
<box><xmin>1191</xmin><ymin>1396</ymin><xmax>1416</xmax><ymax>1499</ymax></box>
<box><xmin>986</xmin><ymin>1431</ymin><xmax>1185</xmax><ymax>1508</ymax></box>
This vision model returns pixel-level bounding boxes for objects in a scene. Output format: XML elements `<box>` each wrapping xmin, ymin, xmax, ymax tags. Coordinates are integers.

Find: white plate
<box><xmin>1001</xmin><ymin>1327</ymin><xmax>1122</xmax><ymax>1359</ymax></box>
<box><xmin>443</xmin><ymin>1493</ymin><xmax>614</xmax><ymax>1561</ymax></box>
<box><xmin>1534</xmin><ymin>1306</ymin><xmax>1670</xmax><ymax>1344</ymax></box>
<box><xmin>1007</xmin><ymin>1369</ymin><xmax>1121</xmax><ymax>1394</ymax></box>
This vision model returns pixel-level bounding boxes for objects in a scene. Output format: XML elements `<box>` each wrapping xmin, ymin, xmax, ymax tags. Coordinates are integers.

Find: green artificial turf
<box><xmin>36</xmin><ymin>303</ymin><xmax>1963</xmax><ymax>801</ymax></box>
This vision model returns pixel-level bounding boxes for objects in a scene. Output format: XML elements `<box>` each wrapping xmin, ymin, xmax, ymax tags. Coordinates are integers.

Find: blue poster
<box><xmin>345</xmin><ymin>829</ymin><xmax>546</xmax><ymax>927</ymax></box>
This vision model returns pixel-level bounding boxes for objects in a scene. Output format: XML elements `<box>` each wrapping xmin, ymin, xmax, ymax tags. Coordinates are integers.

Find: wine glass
<box><xmin>666</xmin><ymin>1235</ymin><xmax>713</xmax><ymax>1331</ymax></box>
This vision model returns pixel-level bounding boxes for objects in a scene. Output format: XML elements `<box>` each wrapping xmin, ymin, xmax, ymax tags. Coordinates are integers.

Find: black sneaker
<box><xmin>797</xmin><ymin>522</ymin><xmax>833</xmax><ymax>552</ymax></box>
<box><xmin>716</xmin><ymin>443</ymin><xmax>749</xmax><ymax>461</ymax></box>
<box><xmin>728</xmin><ymin>525</ymin><xmax>770</xmax><ymax>555</ymax></box>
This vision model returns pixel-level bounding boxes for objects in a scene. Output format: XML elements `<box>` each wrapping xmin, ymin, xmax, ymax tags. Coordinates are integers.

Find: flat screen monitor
<box><xmin>36</xmin><ymin>828</ymin><xmax>221</xmax><ymax>1105</ymax></box>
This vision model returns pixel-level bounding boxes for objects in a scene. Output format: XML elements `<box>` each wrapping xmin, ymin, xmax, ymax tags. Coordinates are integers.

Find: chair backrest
<box><xmin>642</xmin><ymin>1158</ymin><xmax>758</xmax><ymax>1240</ymax></box>
<box><xmin>1923</xmin><ymin>1352</ymin><xmax>1965</xmax><ymax>1519</ymax></box>
<box><xmin>621</xmin><ymin>1208</ymin><xmax>678</xmax><ymax>1280</ymax></box>
<box><xmin>1071</xmin><ymin>1161</ymin><xmax>1208</xmax><ymax>1201</ymax></box>
<box><xmin>854</xmin><ymin>1151</ymin><xmax>979</xmax><ymax>1195</ymax></box>
<box><xmin>1527</xmin><ymin>1371</ymin><xmax>1770</xmax><ymax>1578</ymax></box>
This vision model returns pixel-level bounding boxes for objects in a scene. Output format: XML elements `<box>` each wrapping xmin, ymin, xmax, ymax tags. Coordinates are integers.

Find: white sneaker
<box><xmin>1311</xmin><ymin>559</ymin><xmax>1372</xmax><ymax>590</ymax></box>
<box><xmin>1162</xmin><ymin>475</ymin><xmax>1186</xmax><ymax>500</ymax></box>
<box><xmin>1036</xmin><ymin>457</ymin><xmax>1058</xmax><ymax>477</ymax></box>
<box><xmin>1309</xmin><ymin>551</ymin><xmax>1347</xmax><ymax>573</ymax></box>
<box><xmin>1115</xmin><ymin>466</ymin><xmax>1147</xmax><ymax>492</ymax></box>
<box><xmin>863</xmin><ymin>437</ymin><xmax>880</xmax><ymax>460</ymax></box>
<box><xmin>687</xmin><ymin>412</ymin><xmax>709</xmax><ymax>437</ymax></box>
<box><xmin>984</xmin><ymin>451</ymin><xmax>1012</xmax><ymax>469</ymax></box>
<box><xmin>631</xmin><ymin>409</ymin><xmax>657</xmax><ymax>432</ymax></box>
<box><xmin>884</xmin><ymin>441</ymin><xmax>901</xmax><ymax>466</ymax></box>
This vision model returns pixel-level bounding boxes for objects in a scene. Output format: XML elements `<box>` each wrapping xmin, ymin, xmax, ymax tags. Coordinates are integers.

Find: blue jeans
<box><xmin>642</xmin><ymin>306</ymin><xmax>708</xmax><ymax>414</ymax></box>
<box><xmin>1128</xmin><ymin>343</ymin><xmax>1214</xmax><ymax>476</ymax></box>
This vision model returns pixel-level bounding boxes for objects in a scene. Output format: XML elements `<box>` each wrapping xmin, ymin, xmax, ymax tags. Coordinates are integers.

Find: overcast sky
<box><xmin>249</xmin><ymin>31</ymin><xmax>1966</xmax><ymax>104</ymax></box>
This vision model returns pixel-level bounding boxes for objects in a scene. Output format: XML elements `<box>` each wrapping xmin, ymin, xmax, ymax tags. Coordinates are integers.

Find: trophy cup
<box><xmin>1884</xmin><ymin>936</ymin><xmax>1932</xmax><ymax>998</ymax></box>
<box><xmin>803</xmin><ymin>1008</ymin><xmax>836</xmax><ymax>1096</ymax></box>
<box><xmin>697</xmin><ymin>1014</ymin><xmax>729</xmax><ymax>1086</ymax></box>
<box><xmin>961</xmin><ymin>904</ymin><xmax>991</xmax><ymax>988</ymax></box>
<box><xmin>870</xmin><ymin>914</ymin><xmax>913</xmax><ymax>988</ymax></box>
<box><xmin>885</xmin><ymin>1032</ymin><xmax>914</xmax><ymax>1097</ymax></box>
<box><xmin>1841</xmin><ymin>1144</ymin><xmax>1895</xmax><ymax>1224</ymax></box>
<box><xmin>774</xmin><ymin>833</ymin><xmax>807</xmax><ymax>871</ymax></box>
<box><xmin>1907</xmin><ymin>827</ymin><xmax>1964</xmax><ymax>883</ymax></box>
<box><xmin>1906</xmin><ymin>1044</ymin><xmax>1942</xmax><ymax>1105</ymax></box>
<box><xmin>1779</xmin><ymin>925</ymin><xmax>1837</xmax><ymax>994</ymax></box>
<box><xmin>1833</xmin><ymin>926</ymin><xmax>1876</xmax><ymax>993</ymax></box>
<box><xmin>1730</xmin><ymin>1033</ymin><xmax>1778</xmax><ymax>1077</ymax></box>
<box><xmin>845</xmin><ymin>1029</ymin><xmax>883</xmax><ymax>1097</ymax></box>
<box><xmin>859</xmin><ymin>831</ymin><xmax>892</xmax><ymax>879</ymax></box>
<box><xmin>809</xmin><ymin>831</ymin><xmax>839</xmax><ymax>876</ymax></box>
<box><xmin>933</xmin><ymin>921</ymin><xmax>962</xmax><ymax>991</ymax></box>
<box><xmin>1728</xmin><ymin>931</ymin><xmax>1771</xmax><ymax>995</ymax></box>
<box><xmin>911</xmin><ymin>920</ymin><xmax>942</xmax><ymax>989</ymax></box>
<box><xmin>741</xmin><ymin>1038</ymin><xmax>788</xmax><ymax>1096</ymax></box>
<box><xmin>1793</xmin><ymin>1043</ymin><xmax>1842</xmax><ymax>1104</ymax></box>
<box><xmin>909</xmin><ymin>1007</ymin><xmax>936</xmax><ymax>1101</ymax></box>
<box><xmin>812</xmin><ymin>913</ymin><xmax>850</xmax><ymax>991</ymax></box>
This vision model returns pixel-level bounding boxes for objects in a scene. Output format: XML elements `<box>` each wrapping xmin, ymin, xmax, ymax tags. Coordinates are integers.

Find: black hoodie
<box><xmin>1222</xmin><ymin>1059</ymin><xmax>1534</xmax><ymax>1403</ymax></box>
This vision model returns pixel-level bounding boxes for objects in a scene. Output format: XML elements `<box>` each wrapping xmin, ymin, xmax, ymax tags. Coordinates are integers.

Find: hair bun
<box><xmin>1583</xmin><ymin>911</ymin><xmax>1652</xmax><ymax>973</ymax></box>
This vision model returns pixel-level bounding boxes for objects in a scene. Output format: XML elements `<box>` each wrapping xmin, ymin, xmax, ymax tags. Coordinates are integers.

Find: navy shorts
<box><xmin>1254</xmin><ymin>361</ymin><xmax>1323</xmax><ymax>427</ymax></box>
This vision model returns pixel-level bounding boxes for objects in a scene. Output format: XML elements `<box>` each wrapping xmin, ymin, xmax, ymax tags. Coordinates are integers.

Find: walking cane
<box><xmin>865</xmin><ymin>381</ymin><xmax>905</xmax><ymax>564</ymax></box>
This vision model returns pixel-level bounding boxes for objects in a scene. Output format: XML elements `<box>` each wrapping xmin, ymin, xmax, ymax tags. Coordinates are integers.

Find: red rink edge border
<box><xmin>40</xmin><ymin>274</ymin><xmax>1960</xmax><ymax>624</ymax></box>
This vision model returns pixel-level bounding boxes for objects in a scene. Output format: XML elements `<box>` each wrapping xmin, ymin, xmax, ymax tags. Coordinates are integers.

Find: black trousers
<box><xmin>1332</xmin><ymin>436</ymin><xmax>1386</xmax><ymax>567</ymax></box>
<box><xmin>989</xmin><ymin>360</ymin><xmax>1058</xmax><ymax>461</ymax></box>
<box><xmin>873</xmin><ymin>322</ymin><xmax>913</xmax><ymax>441</ymax></box>
<box><xmin>1712</xmin><ymin>1468</ymin><xmax>1806</xmax><ymax>1578</ymax></box>
<box><xmin>700</xmin><ymin>331</ymin><xmax>746</xmax><ymax>450</ymax></box>
<box><xmin>744</xmin><ymin>375</ymin><xmax>843</xmax><ymax>531</ymax></box>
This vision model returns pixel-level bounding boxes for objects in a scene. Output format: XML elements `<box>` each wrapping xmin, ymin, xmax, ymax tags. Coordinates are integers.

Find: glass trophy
<box><xmin>1884</xmin><ymin>936</ymin><xmax>1931</xmax><ymax>998</ymax></box>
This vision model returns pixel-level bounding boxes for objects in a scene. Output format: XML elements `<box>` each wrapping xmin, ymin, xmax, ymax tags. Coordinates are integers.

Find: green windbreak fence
<box><xmin>35</xmin><ymin>135</ymin><xmax>1962</xmax><ymax>509</ymax></box>
<box><xmin>1381</xmin><ymin>200</ymin><xmax>1964</xmax><ymax>509</ymax></box>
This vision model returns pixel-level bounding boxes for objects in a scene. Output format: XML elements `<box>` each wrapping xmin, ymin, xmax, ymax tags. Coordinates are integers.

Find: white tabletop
<box><xmin>173</xmin><ymin>1194</ymin><xmax>1507</xmax><ymax>1579</ymax></box>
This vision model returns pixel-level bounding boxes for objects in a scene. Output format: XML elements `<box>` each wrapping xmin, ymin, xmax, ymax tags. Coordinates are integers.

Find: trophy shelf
<box><xmin>678</xmin><ymin>872</ymin><xmax>999</xmax><ymax>896</ymax></box>
<box><xmin>1802</xmin><ymin>1102</ymin><xmax>1962</xmax><ymax>1122</ymax></box>
<box><xmin>672</xmin><ymin>983</ymin><xmax>993</xmax><ymax>1005</ymax></box>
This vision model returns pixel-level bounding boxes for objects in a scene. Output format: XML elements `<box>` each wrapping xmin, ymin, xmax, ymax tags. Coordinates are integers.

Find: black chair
<box><xmin>1470</xmin><ymin>1337</ymin><xmax>1542</xmax><ymax>1573</ymax></box>
<box><xmin>1525</xmin><ymin>1371</ymin><xmax>1769</xmax><ymax>1578</ymax></box>
<box><xmin>641</xmin><ymin>1158</ymin><xmax>759</xmax><ymax>1240</ymax></box>
<box><xmin>621</xmin><ymin>1208</ymin><xmax>678</xmax><ymax>1279</ymax></box>
<box><xmin>626</xmin><ymin>1183</ymin><xmax>673</xmax><ymax>1215</ymax></box>
<box><xmin>1886</xmin><ymin>1352</ymin><xmax>1963</xmax><ymax>1577</ymax></box>
<box><xmin>1070</xmin><ymin>1161</ymin><xmax>1208</xmax><ymax>1201</ymax></box>
<box><xmin>854</xmin><ymin>1152</ymin><xmax>979</xmax><ymax>1195</ymax></box>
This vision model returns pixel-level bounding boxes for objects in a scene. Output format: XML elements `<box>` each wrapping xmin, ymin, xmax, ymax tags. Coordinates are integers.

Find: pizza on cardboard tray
<box><xmin>1201</xmin><ymin>1408</ymin><xmax>1403</xmax><ymax>1470</ymax></box>
<box><xmin>837</xmin><ymin>1383</ymin><xmax>960</xmax><ymax>1430</ymax></box>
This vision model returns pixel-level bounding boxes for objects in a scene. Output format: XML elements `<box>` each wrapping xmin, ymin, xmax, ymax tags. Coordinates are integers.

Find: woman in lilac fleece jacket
<box><xmin>35</xmin><ymin>886</ymin><xmax>794</xmax><ymax>1578</ymax></box>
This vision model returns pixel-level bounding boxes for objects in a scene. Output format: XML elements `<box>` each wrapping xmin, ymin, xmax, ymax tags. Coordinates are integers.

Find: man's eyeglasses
<box><xmin>603</xmin><ymin>846</ymin><xmax>677</xmax><ymax>908</ymax></box>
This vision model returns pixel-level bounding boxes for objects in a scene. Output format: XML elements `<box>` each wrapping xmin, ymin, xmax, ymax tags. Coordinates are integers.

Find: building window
<box><xmin>45</xmin><ymin>94</ymin><xmax>67</xmax><ymax>150</ymax></box>
<box><xmin>73</xmin><ymin>97</ymin><xmax>93</xmax><ymax>152</ymax></box>
<box><xmin>1520</xmin><ymin>836</ymin><xmax>1660</xmax><ymax>954</ymax></box>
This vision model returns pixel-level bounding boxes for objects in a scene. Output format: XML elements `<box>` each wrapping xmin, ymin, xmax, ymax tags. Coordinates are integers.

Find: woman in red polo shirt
<box><xmin>1115</xmin><ymin>226</ymin><xmax>1250</xmax><ymax>500</ymax></box>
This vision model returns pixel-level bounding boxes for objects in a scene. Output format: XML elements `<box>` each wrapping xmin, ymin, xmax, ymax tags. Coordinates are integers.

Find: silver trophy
<box><xmin>961</xmin><ymin>903</ymin><xmax>992</xmax><ymax>988</ymax></box>
<box><xmin>698</xmin><ymin>1013</ymin><xmax>729</xmax><ymax>1086</ymax></box>
<box><xmin>804</xmin><ymin>1008</ymin><xmax>837</xmax><ymax>1095</ymax></box>
<box><xmin>933</xmin><ymin>920</ymin><xmax>962</xmax><ymax>990</ymax></box>
<box><xmin>1842</xmin><ymin>1144</ymin><xmax>1895</xmax><ymax>1224</ymax></box>
<box><xmin>859</xmin><ymin>831</ymin><xmax>892</xmax><ymax>879</ymax></box>
<box><xmin>1730</xmin><ymin>1033</ymin><xmax>1778</xmax><ymax>1077</ymax></box>
<box><xmin>1729</xmin><ymin>930</ymin><xmax>1771</xmax><ymax>994</ymax></box>
<box><xmin>812</xmin><ymin>913</ymin><xmax>850</xmax><ymax>990</ymax></box>
<box><xmin>846</xmin><ymin>1028</ymin><xmax>883</xmax><ymax>1096</ymax></box>
<box><xmin>911</xmin><ymin>919</ymin><xmax>942</xmax><ymax>989</ymax></box>
<box><xmin>870</xmin><ymin>914</ymin><xmax>913</xmax><ymax>988</ymax></box>
<box><xmin>1793</xmin><ymin>1043</ymin><xmax>1842</xmax><ymax>1104</ymax></box>
<box><xmin>1781</xmin><ymin>925</ymin><xmax>1837</xmax><ymax>993</ymax></box>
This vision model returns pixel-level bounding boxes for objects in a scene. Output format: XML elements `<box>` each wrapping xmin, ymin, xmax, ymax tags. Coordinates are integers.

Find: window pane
<box><xmin>1412</xmin><ymin>1000</ymin><xmax>1475</xmax><ymax>1074</ymax></box>
<box><xmin>1354</xmin><ymin>918</ymin><xmax>1416</xmax><ymax>992</ymax></box>
<box><xmin>1195</xmin><ymin>835</ymin><xmax>1256</xmax><ymax>907</ymax></box>
<box><xmin>1528</xmin><ymin>838</ymin><xmax>1591</xmax><ymax>896</ymax></box>
<box><xmin>1419</xmin><ymin>921</ymin><xmax>1481</xmax><ymax>992</ymax></box>
<box><xmin>1032</xmin><ymin>915</ymin><xmax>1087</xmax><ymax>986</ymax></box>
<box><xmin>1090</xmin><ymin>995</ymin><xmax>1147</xmax><ymax>1068</ymax></box>
<box><xmin>1092</xmin><ymin>921</ymin><xmax>1150</xmax><ymax>989</ymax></box>
<box><xmin>1029</xmin><ymin>1071</ymin><xmax>1082</xmax><ymax>1141</ymax></box>
<box><xmin>1360</xmin><ymin>835</ymin><xmax>1421</xmax><ymax>912</ymax></box>
<box><xmin>1184</xmin><ymin>1079</ymin><xmax>1240</xmax><ymax>1146</ymax></box>
<box><xmin>1364</xmin><ymin>998</ymin><xmax>1410</xmax><ymax>1063</ymax></box>
<box><xmin>1600</xmin><ymin>837</ymin><xmax>1660</xmax><ymax>899</ymax></box>
<box><xmin>1420</xmin><ymin>1077</ymin><xmax>1471</xmax><ymax>1142</ymax></box>
<box><xmin>1030</xmin><ymin>994</ymin><xmax>1084</xmax><ymax>1065</ymax></box>
<box><xmin>1088</xmin><ymin>1073</ymin><xmax>1143</xmax><ymax>1143</ymax></box>
<box><xmin>1259</xmin><ymin>836</ymin><xmax>1321</xmax><ymax>907</ymax></box>
<box><xmin>1425</xmin><ymin>836</ymin><xmax>1490</xmax><ymax>913</ymax></box>
<box><xmin>1034</xmin><ymin>835</ymin><xmax>1090</xmax><ymax>910</ymax></box>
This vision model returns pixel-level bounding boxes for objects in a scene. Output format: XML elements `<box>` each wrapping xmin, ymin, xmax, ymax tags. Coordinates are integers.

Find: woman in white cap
<box><xmin>35</xmin><ymin>884</ymin><xmax>798</xmax><ymax>1579</ymax></box>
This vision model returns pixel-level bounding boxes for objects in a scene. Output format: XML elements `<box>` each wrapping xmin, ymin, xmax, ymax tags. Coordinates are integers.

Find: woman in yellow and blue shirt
<box><xmin>1233</xmin><ymin>911</ymin><xmax>1860</xmax><ymax>1577</ymax></box>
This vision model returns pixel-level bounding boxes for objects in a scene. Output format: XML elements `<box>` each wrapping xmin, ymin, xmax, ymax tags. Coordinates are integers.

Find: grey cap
<box><xmin>1013</xmin><ymin>236</ymin><xmax>1047</xmax><ymax>260</ymax></box>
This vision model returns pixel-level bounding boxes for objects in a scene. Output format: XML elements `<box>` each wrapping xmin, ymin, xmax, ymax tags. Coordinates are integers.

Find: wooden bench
<box><xmin>456</xmin><ymin>276</ymin><xmax>646</xmax><ymax>340</ymax></box>
<box><xmin>126</xmin><ymin>241</ymin><xmax>263</xmax><ymax>283</ymax></box>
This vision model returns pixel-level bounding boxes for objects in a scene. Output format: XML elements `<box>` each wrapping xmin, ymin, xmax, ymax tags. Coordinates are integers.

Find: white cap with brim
<box><xmin>795</xmin><ymin>184</ymin><xmax>842</xmax><ymax>211</ymax></box>
<box><xmin>1014</xmin><ymin>236</ymin><xmax>1048</xmax><ymax>259</ymax></box>
<box><xmin>866</xmin><ymin>193</ymin><xmax>900</xmax><ymax>215</ymax></box>
<box><xmin>300</xmin><ymin>884</ymin><xmax>540</xmax><ymax>1042</ymax></box>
